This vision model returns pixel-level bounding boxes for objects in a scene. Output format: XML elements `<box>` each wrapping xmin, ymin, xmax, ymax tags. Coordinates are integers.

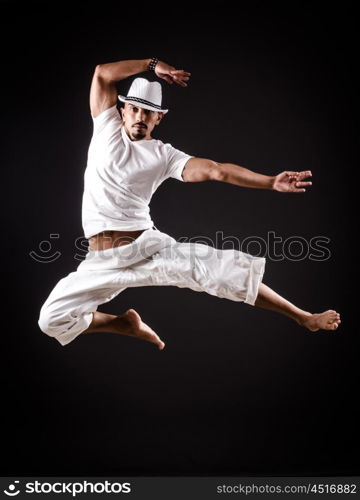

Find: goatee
<box><xmin>133</xmin><ymin>130</ymin><xmax>146</xmax><ymax>140</ymax></box>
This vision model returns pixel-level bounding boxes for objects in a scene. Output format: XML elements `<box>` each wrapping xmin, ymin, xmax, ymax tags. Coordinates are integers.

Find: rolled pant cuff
<box><xmin>54</xmin><ymin>311</ymin><xmax>94</xmax><ymax>346</ymax></box>
<box><xmin>244</xmin><ymin>257</ymin><xmax>266</xmax><ymax>306</ymax></box>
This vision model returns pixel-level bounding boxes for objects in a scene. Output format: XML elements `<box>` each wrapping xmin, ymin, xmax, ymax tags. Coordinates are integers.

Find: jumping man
<box><xmin>38</xmin><ymin>57</ymin><xmax>341</xmax><ymax>349</ymax></box>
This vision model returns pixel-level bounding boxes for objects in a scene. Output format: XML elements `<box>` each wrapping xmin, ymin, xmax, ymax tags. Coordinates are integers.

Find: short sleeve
<box><xmin>91</xmin><ymin>104</ymin><xmax>122</xmax><ymax>133</ymax></box>
<box><xmin>165</xmin><ymin>143</ymin><xmax>194</xmax><ymax>182</ymax></box>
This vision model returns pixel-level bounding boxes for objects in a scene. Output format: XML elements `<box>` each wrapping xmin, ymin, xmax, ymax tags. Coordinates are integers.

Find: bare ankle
<box><xmin>82</xmin><ymin>312</ymin><xmax>119</xmax><ymax>335</ymax></box>
<box><xmin>295</xmin><ymin>311</ymin><xmax>312</xmax><ymax>326</ymax></box>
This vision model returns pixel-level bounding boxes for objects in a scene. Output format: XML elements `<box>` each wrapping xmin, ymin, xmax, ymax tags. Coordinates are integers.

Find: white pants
<box><xmin>38</xmin><ymin>227</ymin><xmax>266</xmax><ymax>346</ymax></box>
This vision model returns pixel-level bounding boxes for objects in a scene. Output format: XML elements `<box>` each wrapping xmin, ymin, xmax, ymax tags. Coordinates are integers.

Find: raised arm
<box><xmin>90</xmin><ymin>59</ymin><xmax>150</xmax><ymax>118</ymax></box>
<box><xmin>182</xmin><ymin>158</ymin><xmax>312</xmax><ymax>193</ymax></box>
<box><xmin>90</xmin><ymin>58</ymin><xmax>191</xmax><ymax>118</ymax></box>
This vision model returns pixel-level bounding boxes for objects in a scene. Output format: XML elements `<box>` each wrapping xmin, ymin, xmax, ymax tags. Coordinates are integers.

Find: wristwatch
<box><xmin>148</xmin><ymin>57</ymin><xmax>158</xmax><ymax>71</ymax></box>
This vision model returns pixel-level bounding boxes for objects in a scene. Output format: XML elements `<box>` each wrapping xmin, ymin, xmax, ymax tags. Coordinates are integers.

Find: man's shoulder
<box><xmin>149</xmin><ymin>137</ymin><xmax>167</xmax><ymax>149</ymax></box>
<box><xmin>152</xmin><ymin>139</ymin><xmax>181</xmax><ymax>161</ymax></box>
<box><xmin>153</xmin><ymin>138</ymin><xmax>175</xmax><ymax>149</ymax></box>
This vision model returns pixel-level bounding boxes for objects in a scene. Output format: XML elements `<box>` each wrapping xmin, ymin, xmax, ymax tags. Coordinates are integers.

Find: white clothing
<box><xmin>38</xmin><ymin>227</ymin><xmax>266</xmax><ymax>346</ymax></box>
<box><xmin>82</xmin><ymin>105</ymin><xmax>194</xmax><ymax>239</ymax></box>
<box><xmin>38</xmin><ymin>105</ymin><xmax>266</xmax><ymax>346</ymax></box>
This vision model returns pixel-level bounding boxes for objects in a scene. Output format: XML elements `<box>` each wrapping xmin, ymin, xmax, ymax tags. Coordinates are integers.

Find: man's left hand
<box><xmin>272</xmin><ymin>170</ymin><xmax>312</xmax><ymax>193</ymax></box>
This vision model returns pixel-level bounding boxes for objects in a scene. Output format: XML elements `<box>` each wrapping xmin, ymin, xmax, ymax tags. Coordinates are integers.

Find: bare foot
<box><xmin>298</xmin><ymin>309</ymin><xmax>341</xmax><ymax>332</ymax></box>
<box><xmin>119</xmin><ymin>309</ymin><xmax>165</xmax><ymax>350</ymax></box>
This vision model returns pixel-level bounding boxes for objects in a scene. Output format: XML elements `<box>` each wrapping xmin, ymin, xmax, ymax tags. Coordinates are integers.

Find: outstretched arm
<box><xmin>90</xmin><ymin>58</ymin><xmax>190</xmax><ymax>118</ymax></box>
<box><xmin>182</xmin><ymin>158</ymin><xmax>312</xmax><ymax>193</ymax></box>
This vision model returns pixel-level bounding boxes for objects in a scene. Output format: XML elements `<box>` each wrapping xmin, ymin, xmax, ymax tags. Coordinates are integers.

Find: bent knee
<box><xmin>38</xmin><ymin>306</ymin><xmax>77</xmax><ymax>338</ymax></box>
<box><xmin>38</xmin><ymin>306</ymin><xmax>53</xmax><ymax>336</ymax></box>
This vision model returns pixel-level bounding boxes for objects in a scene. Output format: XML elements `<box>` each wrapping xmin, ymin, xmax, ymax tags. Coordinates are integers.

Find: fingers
<box><xmin>161</xmin><ymin>74</ymin><xmax>185</xmax><ymax>86</ymax></box>
<box><xmin>170</xmin><ymin>69</ymin><xmax>191</xmax><ymax>87</ymax></box>
<box><xmin>297</xmin><ymin>170</ymin><xmax>312</xmax><ymax>180</ymax></box>
<box><xmin>285</xmin><ymin>172</ymin><xmax>300</xmax><ymax>182</ymax></box>
<box><xmin>162</xmin><ymin>75</ymin><xmax>174</xmax><ymax>85</ymax></box>
<box><xmin>173</xmin><ymin>78</ymin><xmax>188</xmax><ymax>87</ymax></box>
<box><xmin>286</xmin><ymin>170</ymin><xmax>312</xmax><ymax>179</ymax></box>
<box><xmin>295</xmin><ymin>181</ymin><xmax>312</xmax><ymax>187</ymax></box>
<box><xmin>170</xmin><ymin>69</ymin><xmax>191</xmax><ymax>76</ymax></box>
<box><xmin>286</xmin><ymin>170</ymin><xmax>313</xmax><ymax>189</ymax></box>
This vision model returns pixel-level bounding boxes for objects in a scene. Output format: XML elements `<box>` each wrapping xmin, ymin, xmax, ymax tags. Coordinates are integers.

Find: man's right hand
<box><xmin>154</xmin><ymin>60</ymin><xmax>191</xmax><ymax>87</ymax></box>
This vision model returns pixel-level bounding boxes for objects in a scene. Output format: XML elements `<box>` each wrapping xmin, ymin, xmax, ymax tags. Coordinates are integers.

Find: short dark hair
<box><xmin>122</xmin><ymin>103</ymin><xmax>163</xmax><ymax>117</ymax></box>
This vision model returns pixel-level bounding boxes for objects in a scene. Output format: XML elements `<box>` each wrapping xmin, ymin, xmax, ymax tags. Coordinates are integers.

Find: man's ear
<box><xmin>157</xmin><ymin>112</ymin><xmax>164</xmax><ymax>123</ymax></box>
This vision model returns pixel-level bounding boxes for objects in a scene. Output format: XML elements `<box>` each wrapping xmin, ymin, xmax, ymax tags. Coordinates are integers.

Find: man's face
<box><xmin>120</xmin><ymin>103</ymin><xmax>163</xmax><ymax>141</ymax></box>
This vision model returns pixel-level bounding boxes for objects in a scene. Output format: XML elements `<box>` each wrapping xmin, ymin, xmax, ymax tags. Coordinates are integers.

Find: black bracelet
<box><xmin>148</xmin><ymin>57</ymin><xmax>158</xmax><ymax>71</ymax></box>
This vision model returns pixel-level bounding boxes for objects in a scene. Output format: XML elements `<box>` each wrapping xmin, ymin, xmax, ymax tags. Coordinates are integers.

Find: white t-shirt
<box><xmin>82</xmin><ymin>105</ymin><xmax>194</xmax><ymax>239</ymax></box>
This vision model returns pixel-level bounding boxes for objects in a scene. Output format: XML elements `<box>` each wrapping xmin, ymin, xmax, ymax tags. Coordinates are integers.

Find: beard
<box><xmin>132</xmin><ymin>127</ymin><xmax>146</xmax><ymax>140</ymax></box>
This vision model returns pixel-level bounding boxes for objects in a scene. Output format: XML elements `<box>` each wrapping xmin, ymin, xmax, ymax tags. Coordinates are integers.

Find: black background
<box><xmin>2</xmin><ymin>2</ymin><xmax>358</xmax><ymax>476</ymax></box>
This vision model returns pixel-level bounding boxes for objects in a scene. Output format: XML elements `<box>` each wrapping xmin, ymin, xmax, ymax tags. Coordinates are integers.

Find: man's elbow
<box><xmin>94</xmin><ymin>64</ymin><xmax>112</xmax><ymax>82</ymax></box>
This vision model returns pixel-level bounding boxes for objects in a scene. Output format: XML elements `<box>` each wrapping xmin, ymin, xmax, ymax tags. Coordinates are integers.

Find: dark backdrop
<box><xmin>2</xmin><ymin>2</ymin><xmax>358</xmax><ymax>476</ymax></box>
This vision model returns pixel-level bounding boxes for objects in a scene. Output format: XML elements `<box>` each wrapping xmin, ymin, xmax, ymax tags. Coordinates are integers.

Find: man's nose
<box><xmin>135</xmin><ymin>109</ymin><xmax>147</xmax><ymax>121</ymax></box>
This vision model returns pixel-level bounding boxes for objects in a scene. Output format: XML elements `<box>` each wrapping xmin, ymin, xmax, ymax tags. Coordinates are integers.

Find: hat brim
<box><xmin>118</xmin><ymin>95</ymin><xmax>168</xmax><ymax>114</ymax></box>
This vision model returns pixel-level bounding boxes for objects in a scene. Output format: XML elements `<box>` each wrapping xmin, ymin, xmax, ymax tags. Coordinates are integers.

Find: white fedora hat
<box><xmin>118</xmin><ymin>77</ymin><xmax>169</xmax><ymax>114</ymax></box>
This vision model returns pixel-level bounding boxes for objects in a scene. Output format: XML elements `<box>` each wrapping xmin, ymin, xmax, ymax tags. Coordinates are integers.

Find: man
<box><xmin>38</xmin><ymin>57</ymin><xmax>341</xmax><ymax>349</ymax></box>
